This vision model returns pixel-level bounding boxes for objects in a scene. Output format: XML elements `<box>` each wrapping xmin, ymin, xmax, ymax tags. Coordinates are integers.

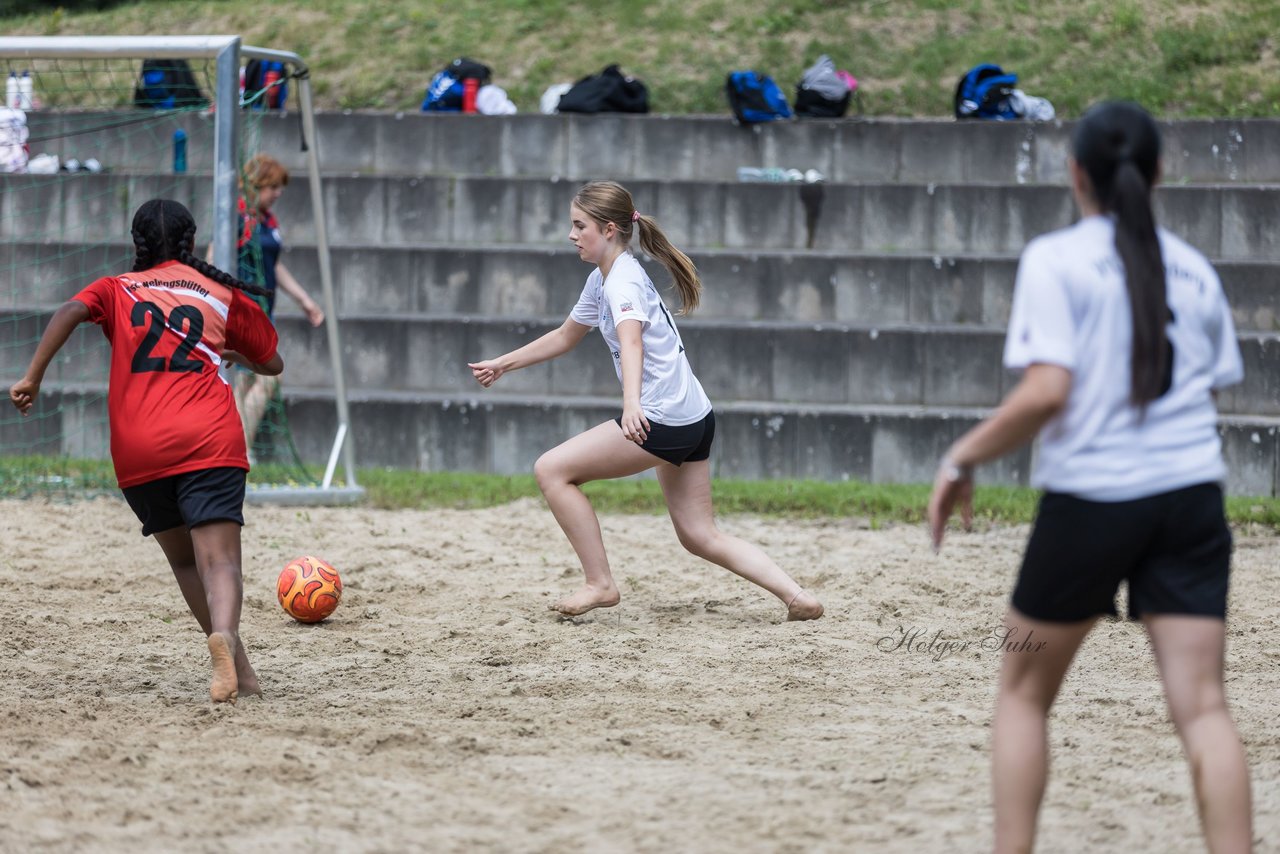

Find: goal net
<box><xmin>0</xmin><ymin>36</ymin><xmax>360</xmax><ymax>504</ymax></box>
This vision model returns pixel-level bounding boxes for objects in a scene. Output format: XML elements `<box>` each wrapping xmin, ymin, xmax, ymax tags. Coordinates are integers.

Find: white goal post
<box><xmin>0</xmin><ymin>35</ymin><xmax>361</xmax><ymax>504</ymax></box>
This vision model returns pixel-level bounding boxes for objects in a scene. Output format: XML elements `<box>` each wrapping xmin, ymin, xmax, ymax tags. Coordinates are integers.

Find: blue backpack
<box><xmin>421</xmin><ymin>57</ymin><xmax>492</xmax><ymax>112</ymax></box>
<box><xmin>725</xmin><ymin>71</ymin><xmax>792</xmax><ymax>124</ymax></box>
<box><xmin>133</xmin><ymin>59</ymin><xmax>208</xmax><ymax>110</ymax></box>
<box><xmin>954</xmin><ymin>64</ymin><xmax>1018</xmax><ymax>120</ymax></box>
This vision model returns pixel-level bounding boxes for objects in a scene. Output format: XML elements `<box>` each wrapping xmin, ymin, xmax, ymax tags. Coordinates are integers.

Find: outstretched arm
<box><xmin>10</xmin><ymin>300</ymin><xmax>91</xmax><ymax>415</ymax></box>
<box><xmin>470</xmin><ymin>317</ymin><xmax>592</xmax><ymax>388</ymax></box>
<box><xmin>274</xmin><ymin>261</ymin><xmax>324</xmax><ymax>327</ymax></box>
<box><xmin>927</xmin><ymin>363</ymin><xmax>1072</xmax><ymax>550</ymax></box>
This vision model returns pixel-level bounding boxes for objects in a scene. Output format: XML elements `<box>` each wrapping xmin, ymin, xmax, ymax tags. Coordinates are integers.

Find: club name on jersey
<box><xmin>1093</xmin><ymin>256</ymin><xmax>1208</xmax><ymax>292</ymax></box>
<box><xmin>122</xmin><ymin>278</ymin><xmax>210</xmax><ymax>298</ymax></box>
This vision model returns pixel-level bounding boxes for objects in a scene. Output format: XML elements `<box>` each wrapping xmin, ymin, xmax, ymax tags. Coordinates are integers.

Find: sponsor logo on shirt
<box><xmin>619</xmin><ymin>302</ymin><xmax>634</xmax><ymax>313</ymax></box>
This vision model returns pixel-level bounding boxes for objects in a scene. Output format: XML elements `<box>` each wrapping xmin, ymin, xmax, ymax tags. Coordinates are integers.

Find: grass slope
<box><xmin>2</xmin><ymin>0</ymin><xmax>1278</xmax><ymax>116</ymax></box>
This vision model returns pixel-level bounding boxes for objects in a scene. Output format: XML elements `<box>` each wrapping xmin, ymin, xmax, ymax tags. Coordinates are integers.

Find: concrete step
<box><xmin>8</xmin><ymin>310</ymin><xmax>1277</xmax><ymax>415</ymax></box>
<box><xmin>27</xmin><ymin>111</ymin><xmax>1280</xmax><ymax>184</ymax></box>
<box><xmin>278</xmin><ymin>176</ymin><xmax>1280</xmax><ymax>260</ymax></box>
<box><xmin>4</xmin><ymin>241</ymin><xmax>1278</xmax><ymax>333</ymax></box>
<box><xmin>13</xmin><ymin>383</ymin><xmax>1279</xmax><ymax>497</ymax></box>
<box><xmin>4</xmin><ymin>172</ymin><xmax>1277</xmax><ymax>258</ymax></box>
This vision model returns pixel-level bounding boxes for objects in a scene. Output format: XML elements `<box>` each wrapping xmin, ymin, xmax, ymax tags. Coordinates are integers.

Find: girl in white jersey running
<box><xmin>928</xmin><ymin>102</ymin><xmax>1252</xmax><ymax>853</ymax></box>
<box><xmin>469</xmin><ymin>181</ymin><xmax>823</xmax><ymax>621</ymax></box>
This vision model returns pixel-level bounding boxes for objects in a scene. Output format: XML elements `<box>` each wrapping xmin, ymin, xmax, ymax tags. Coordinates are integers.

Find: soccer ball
<box><xmin>277</xmin><ymin>556</ymin><xmax>342</xmax><ymax>623</ymax></box>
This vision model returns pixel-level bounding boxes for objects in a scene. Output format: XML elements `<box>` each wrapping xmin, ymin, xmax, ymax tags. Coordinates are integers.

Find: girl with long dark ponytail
<box><xmin>10</xmin><ymin>198</ymin><xmax>282</xmax><ymax>704</ymax></box>
<box><xmin>927</xmin><ymin>102</ymin><xmax>1251</xmax><ymax>852</ymax></box>
<box><xmin>469</xmin><ymin>180</ymin><xmax>823</xmax><ymax>622</ymax></box>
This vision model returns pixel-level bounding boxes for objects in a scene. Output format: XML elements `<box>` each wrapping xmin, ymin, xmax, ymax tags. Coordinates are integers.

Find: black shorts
<box><xmin>1011</xmin><ymin>482</ymin><xmax>1232</xmax><ymax>623</ymax></box>
<box><xmin>122</xmin><ymin>467</ymin><xmax>248</xmax><ymax>537</ymax></box>
<box><xmin>615</xmin><ymin>410</ymin><xmax>715</xmax><ymax>466</ymax></box>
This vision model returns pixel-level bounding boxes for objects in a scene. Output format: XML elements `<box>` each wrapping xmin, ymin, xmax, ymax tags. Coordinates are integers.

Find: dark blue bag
<box><xmin>954</xmin><ymin>64</ymin><xmax>1018</xmax><ymax>120</ymax></box>
<box><xmin>725</xmin><ymin>71</ymin><xmax>792</xmax><ymax>124</ymax></box>
<box><xmin>133</xmin><ymin>59</ymin><xmax>208</xmax><ymax>110</ymax></box>
<box><xmin>422</xmin><ymin>71</ymin><xmax>461</xmax><ymax>112</ymax></box>
<box><xmin>243</xmin><ymin>59</ymin><xmax>288</xmax><ymax>110</ymax></box>
<box><xmin>421</xmin><ymin>58</ymin><xmax>492</xmax><ymax>112</ymax></box>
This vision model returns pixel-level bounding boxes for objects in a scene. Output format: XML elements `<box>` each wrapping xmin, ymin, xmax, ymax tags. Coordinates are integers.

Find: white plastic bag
<box><xmin>477</xmin><ymin>84</ymin><xmax>517</xmax><ymax>115</ymax></box>
<box><xmin>1011</xmin><ymin>89</ymin><xmax>1055</xmax><ymax>121</ymax></box>
<box><xmin>539</xmin><ymin>83</ymin><xmax>572</xmax><ymax>115</ymax></box>
<box><xmin>27</xmin><ymin>152</ymin><xmax>58</xmax><ymax>174</ymax></box>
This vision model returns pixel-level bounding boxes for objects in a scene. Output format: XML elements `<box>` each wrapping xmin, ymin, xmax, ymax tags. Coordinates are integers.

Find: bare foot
<box><xmin>786</xmin><ymin>589</ymin><xmax>824</xmax><ymax>622</ymax></box>
<box><xmin>234</xmin><ymin>645</ymin><xmax>262</xmax><ymax>698</ymax></box>
<box><xmin>207</xmin><ymin>632</ymin><xmax>239</xmax><ymax>704</ymax></box>
<box><xmin>550</xmin><ymin>584</ymin><xmax>621</xmax><ymax>617</ymax></box>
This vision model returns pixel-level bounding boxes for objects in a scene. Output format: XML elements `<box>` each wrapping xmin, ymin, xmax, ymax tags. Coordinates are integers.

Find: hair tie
<box><xmin>632</xmin><ymin>210</ymin><xmax>640</xmax><ymax>223</ymax></box>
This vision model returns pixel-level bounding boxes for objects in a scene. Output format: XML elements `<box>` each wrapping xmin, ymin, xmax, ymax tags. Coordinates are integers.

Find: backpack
<box><xmin>954</xmin><ymin>64</ymin><xmax>1019</xmax><ymax>120</ymax></box>
<box><xmin>556</xmin><ymin>64</ymin><xmax>649</xmax><ymax>114</ymax></box>
<box><xmin>725</xmin><ymin>71</ymin><xmax>791</xmax><ymax>124</ymax></box>
<box><xmin>133</xmin><ymin>59</ymin><xmax>208</xmax><ymax>110</ymax></box>
<box><xmin>421</xmin><ymin>57</ymin><xmax>492</xmax><ymax>112</ymax></box>
<box><xmin>794</xmin><ymin>55</ymin><xmax>852</xmax><ymax>119</ymax></box>
<box><xmin>243</xmin><ymin>59</ymin><xmax>288</xmax><ymax>110</ymax></box>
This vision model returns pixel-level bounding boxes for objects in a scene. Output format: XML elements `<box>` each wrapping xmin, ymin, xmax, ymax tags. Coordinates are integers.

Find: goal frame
<box><xmin>0</xmin><ymin>35</ymin><xmax>361</xmax><ymax>504</ymax></box>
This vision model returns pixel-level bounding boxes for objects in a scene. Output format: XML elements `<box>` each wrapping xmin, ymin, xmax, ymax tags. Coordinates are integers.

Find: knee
<box><xmin>533</xmin><ymin>453</ymin><xmax>562</xmax><ymax>493</ymax></box>
<box><xmin>1167</xmin><ymin>686</ymin><xmax>1230</xmax><ymax>737</ymax></box>
<box><xmin>676</xmin><ymin>526</ymin><xmax>720</xmax><ymax>559</ymax></box>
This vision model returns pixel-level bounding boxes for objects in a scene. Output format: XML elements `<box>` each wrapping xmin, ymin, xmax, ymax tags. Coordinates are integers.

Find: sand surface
<box><xmin>1</xmin><ymin>496</ymin><xmax>1275</xmax><ymax>853</ymax></box>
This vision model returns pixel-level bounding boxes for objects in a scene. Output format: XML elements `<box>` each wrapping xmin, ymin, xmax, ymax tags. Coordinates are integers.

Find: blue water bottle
<box><xmin>172</xmin><ymin>129</ymin><xmax>187</xmax><ymax>173</ymax></box>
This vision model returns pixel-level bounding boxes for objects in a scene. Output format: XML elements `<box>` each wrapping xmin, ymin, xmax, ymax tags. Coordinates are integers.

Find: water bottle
<box><xmin>18</xmin><ymin>71</ymin><xmax>33</xmax><ymax>111</ymax></box>
<box><xmin>262</xmin><ymin>67</ymin><xmax>280</xmax><ymax>109</ymax></box>
<box><xmin>736</xmin><ymin>166</ymin><xmax>794</xmax><ymax>183</ymax></box>
<box><xmin>462</xmin><ymin>77</ymin><xmax>479</xmax><ymax>113</ymax></box>
<box><xmin>5</xmin><ymin>72</ymin><xmax>17</xmax><ymax>110</ymax></box>
<box><xmin>172</xmin><ymin>128</ymin><xmax>187</xmax><ymax>173</ymax></box>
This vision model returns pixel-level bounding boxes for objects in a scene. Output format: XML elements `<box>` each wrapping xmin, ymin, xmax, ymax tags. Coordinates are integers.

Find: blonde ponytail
<box><xmin>573</xmin><ymin>180</ymin><xmax>702</xmax><ymax>314</ymax></box>
<box><xmin>635</xmin><ymin>214</ymin><xmax>700</xmax><ymax>314</ymax></box>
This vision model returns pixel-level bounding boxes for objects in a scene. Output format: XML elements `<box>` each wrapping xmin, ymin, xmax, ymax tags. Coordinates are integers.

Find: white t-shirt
<box><xmin>1004</xmin><ymin>215</ymin><xmax>1244</xmax><ymax>502</ymax></box>
<box><xmin>569</xmin><ymin>252</ymin><xmax>712</xmax><ymax>426</ymax></box>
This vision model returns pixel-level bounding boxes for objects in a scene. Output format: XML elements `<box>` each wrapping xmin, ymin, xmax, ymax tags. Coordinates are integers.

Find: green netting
<box><xmin>0</xmin><ymin>55</ymin><xmax>318</xmax><ymax>497</ymax></box>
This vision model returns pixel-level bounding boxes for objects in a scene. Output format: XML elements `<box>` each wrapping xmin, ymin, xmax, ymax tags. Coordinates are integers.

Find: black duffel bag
<box><xmin>556</xmin><ymin>64</ymin><xmax>649</xmax><ymax>114</ymax></box>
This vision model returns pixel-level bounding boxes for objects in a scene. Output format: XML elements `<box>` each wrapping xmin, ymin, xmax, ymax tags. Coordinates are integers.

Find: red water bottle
<box><xmin>462</xmin><ymin>77</ymin><xmax>478</xmax><ymax>113</ymax></box>
<box><xmin>263</xmin><ymin>68</ymin><xmax>280</xmax><ymax>108</ymax></box>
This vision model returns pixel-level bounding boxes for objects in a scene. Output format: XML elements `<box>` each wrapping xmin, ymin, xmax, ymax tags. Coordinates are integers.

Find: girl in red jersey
<box><xmin>10</xmin><ymin>199</ymin><xmax>282</xmax><ymax>704</ymax></box>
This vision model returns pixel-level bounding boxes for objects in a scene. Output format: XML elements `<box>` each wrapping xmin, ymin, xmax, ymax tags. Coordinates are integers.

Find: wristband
<box><xmin>942</xmin><ymin>457</ymin><xmax>974</xmax><ymax>483</ymax></box>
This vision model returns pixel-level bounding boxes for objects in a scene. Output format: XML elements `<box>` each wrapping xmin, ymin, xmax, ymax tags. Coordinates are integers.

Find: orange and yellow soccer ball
<box><xmin>277</xmin><ymin>556</ymin><xmax>342</xmax><ymax>623</ymax></box>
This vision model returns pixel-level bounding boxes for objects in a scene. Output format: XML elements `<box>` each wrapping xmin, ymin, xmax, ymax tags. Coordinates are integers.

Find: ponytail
<box><xmin>573</xmin><ymin>180</ymin><xmax>702</xmax><ymax>314</ymax></box>
<box><xmin>130</xmin><ymin>198</ymin><xmax>271</xmax><ymax>299</ymax></box>
<box><xmin>1109</xmin><ymin>161</ymin><xmax>1168</xmax><ymax>405</ymax></box>
<box><xmin>635</xmin><ymin>214</ymin><xmax>701</xmax><ymax>314</ymax></box>
<box><xmin>1072</xmin><ymin>102</ymin><xmax>1167</xmax><ymax>407</ymax></box>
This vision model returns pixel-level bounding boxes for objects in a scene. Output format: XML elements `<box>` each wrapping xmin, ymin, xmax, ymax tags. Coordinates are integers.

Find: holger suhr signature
<box><xmin>876</xmin><ymin>625</ymin><xmax>1048</xmax><ymax>661</ymax></box>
